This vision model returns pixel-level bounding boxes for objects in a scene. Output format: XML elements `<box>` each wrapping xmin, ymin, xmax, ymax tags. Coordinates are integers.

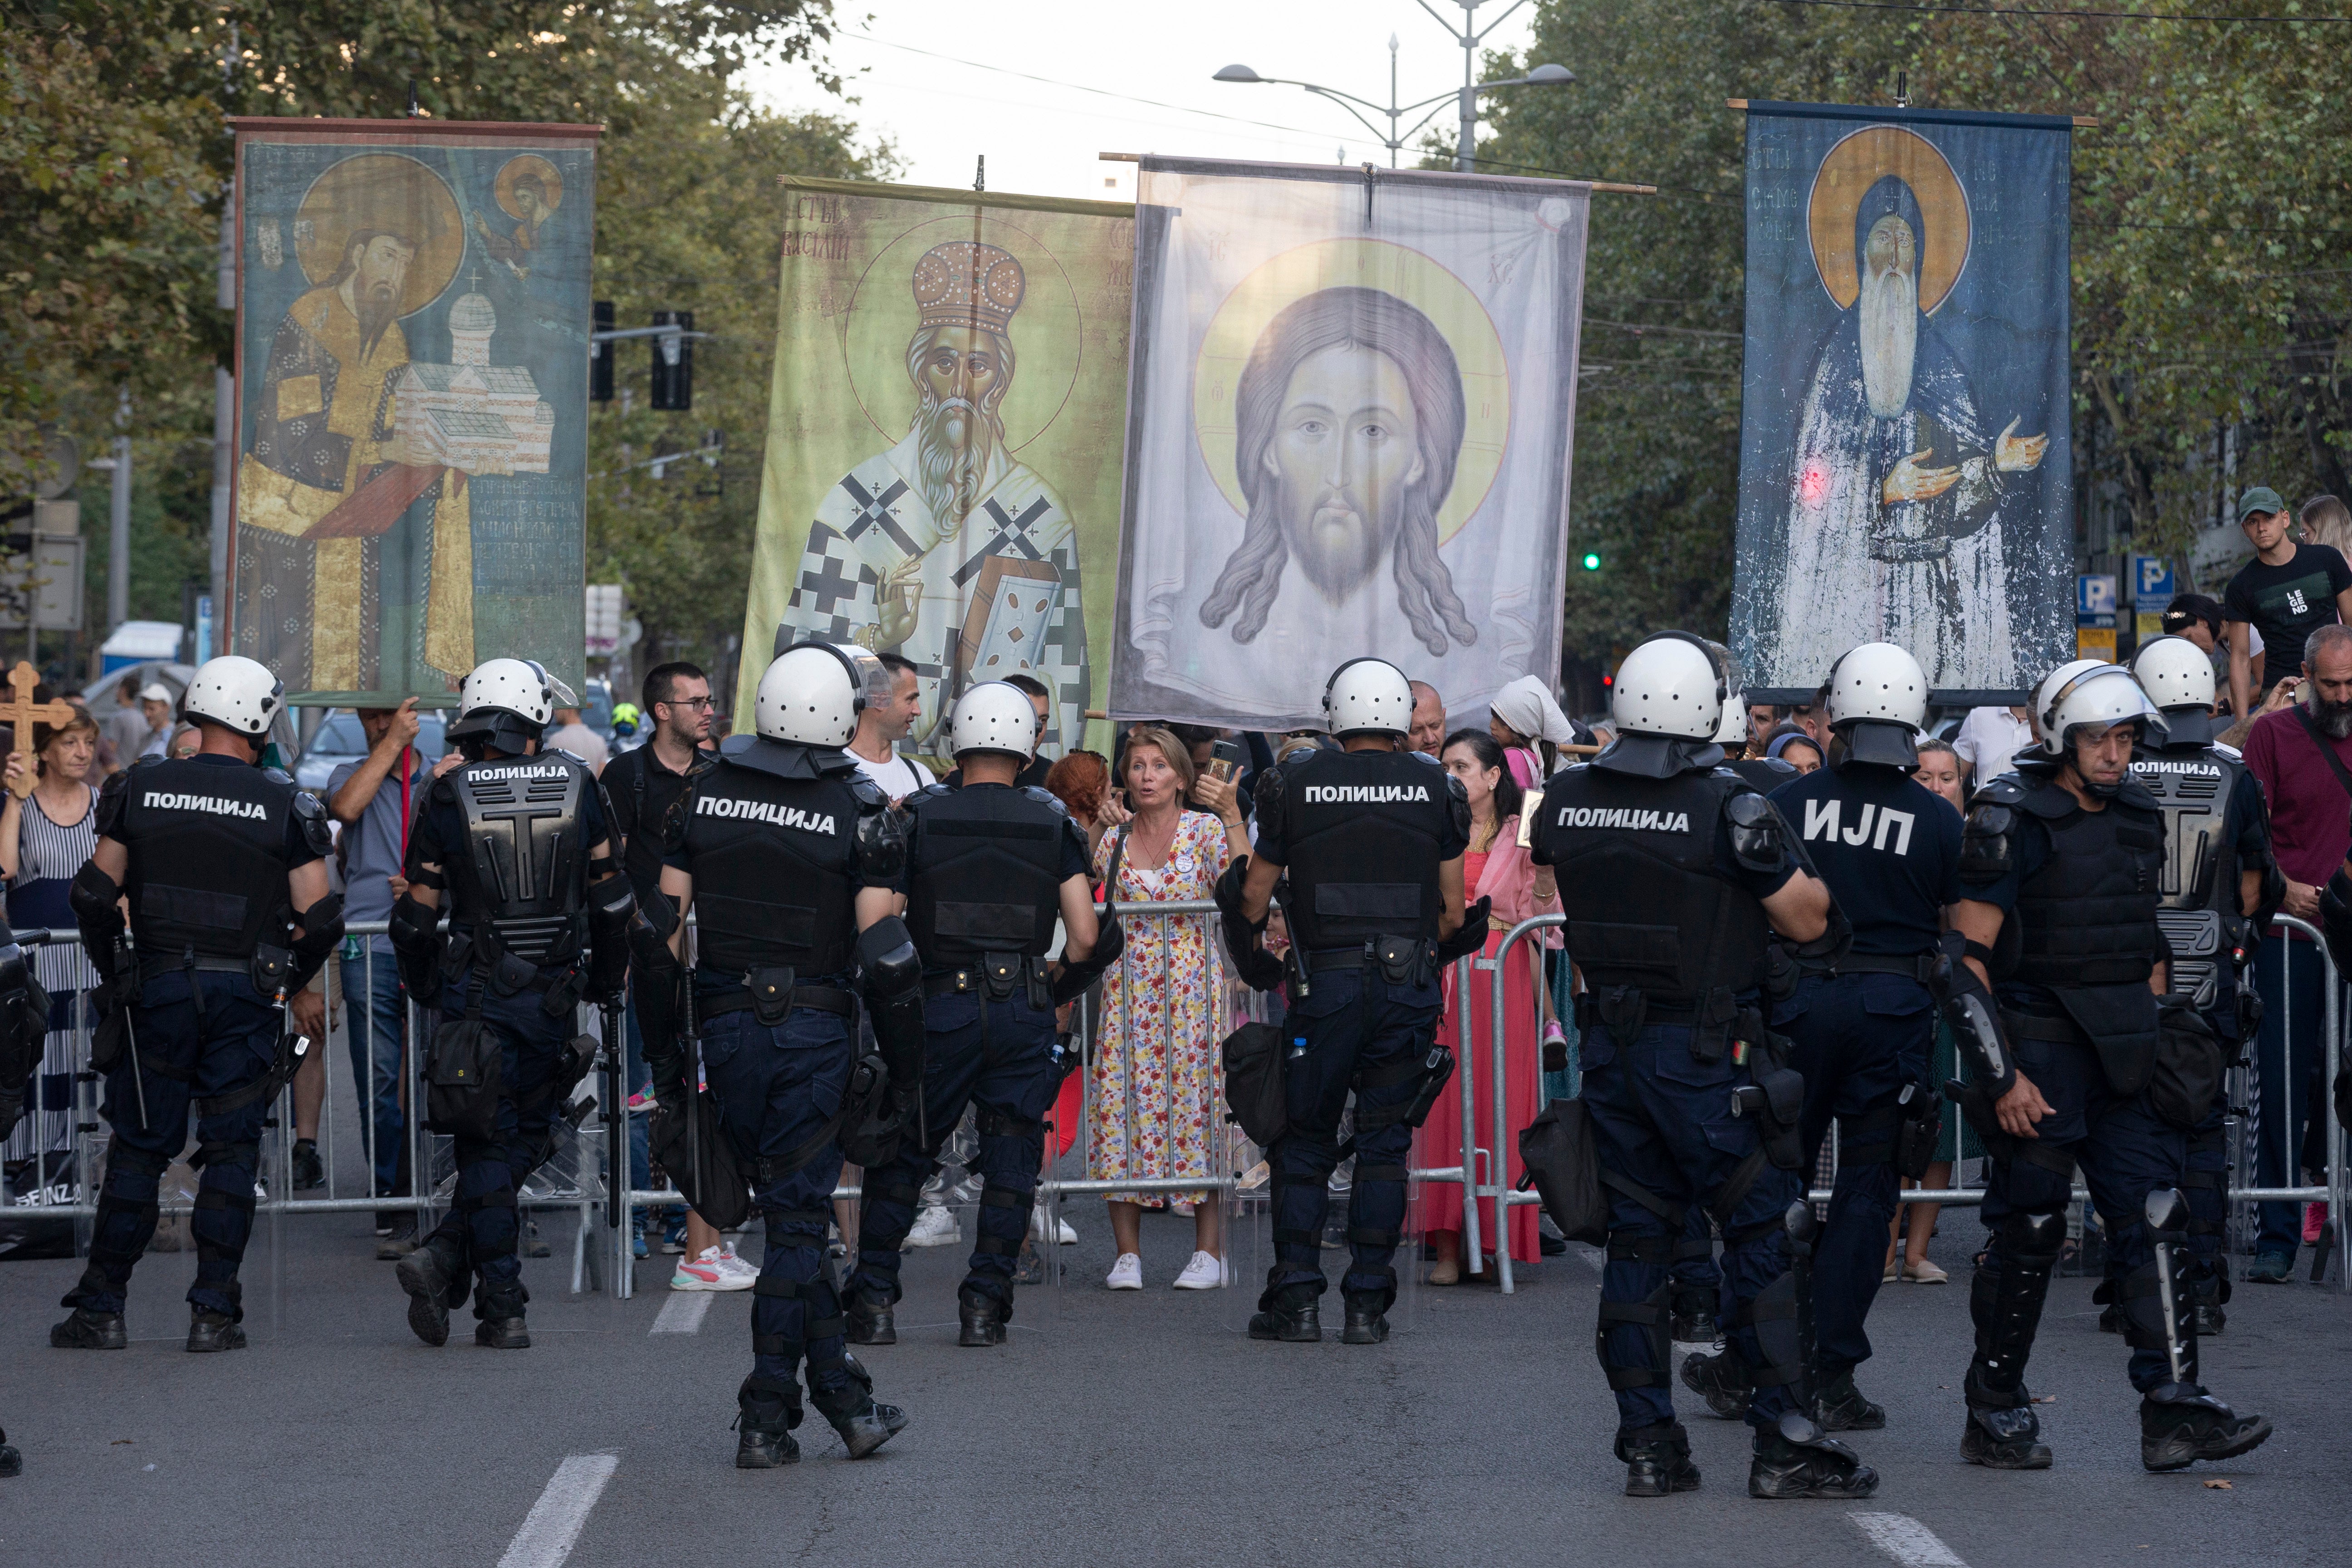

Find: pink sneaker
<box><xmin>2304</xmin><ymin>1201</ymin><xmax>2328</xmax><ymax>1245</ymax></box>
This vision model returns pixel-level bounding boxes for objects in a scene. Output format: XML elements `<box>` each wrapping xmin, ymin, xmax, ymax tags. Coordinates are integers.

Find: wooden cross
<box><xmin>0</xmin><ymin>662</ymin><xmax>81</xmax><ymax>799</ymax></box>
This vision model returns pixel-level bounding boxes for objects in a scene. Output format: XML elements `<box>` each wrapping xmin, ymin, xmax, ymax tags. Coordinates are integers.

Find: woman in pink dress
<box><xmin>1417</xmin><ymin>728</ymin><xmax>1562</xmax><ymax>1279</ymax></box>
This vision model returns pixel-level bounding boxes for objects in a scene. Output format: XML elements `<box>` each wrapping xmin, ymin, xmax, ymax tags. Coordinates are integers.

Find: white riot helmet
<box><xmin>947</xmin><ymin>680</ymin><xmax>1041</xmax><ymax>760</ymax></box>
<box><xmin>1823</xmin><ymin>641</ymin><xmax>1927</xmax><ymax>768</ymax></box>
<box><xmin>1609</xmin><ymin>634</ymin><xmax>1725</xmax><ymax>742</ymax></box>
<box><xmin>2034</xmin><ymin>659</ymin><xmax>2162</xmax><ymax>758</ymax></box>
<box><xmin>1715</xmin><ymin>693</ymin><xmax>1749</xmax><ymax>746</ymax></box>
<box><xmin>756</xmin><ymin>642</ymin><xmax>889</xmax><ymax>748</ymax></box>
<box><xmin>450</xmin><ymin>657</ymin><xmax>572</xmax><ymax>755</ymax></box>
<box><xmin>1322</xmin><ymin>658</ymin><xmax>1413</xmax><ymax>738</ymax></box>
<box><xmin>181</xmin><ymin>656</ymin><xmax>282</xmax><ymax>740</ymax></box>
<box><xmin>2129</xmin><ymin>635</ymin><xmax>2216</xmax><ymax>714</ymax></box>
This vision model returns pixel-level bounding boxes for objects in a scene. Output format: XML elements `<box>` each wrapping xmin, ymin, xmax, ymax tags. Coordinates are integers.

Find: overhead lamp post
<box><xmin>1214</xmin><ymin>0</ymin><xmax>1570</xmax><ymax>172</ymax></box>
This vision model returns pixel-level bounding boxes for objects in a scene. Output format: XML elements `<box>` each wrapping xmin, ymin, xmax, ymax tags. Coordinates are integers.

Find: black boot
<box><xmin>734</xmin><ymin>1373</ymin><xmax>804</xmax><ymax>1469</ymax></box>
<box><xmin>1340</xmin><ymin>1290</ymin><xmax>1390</xmax><ymax>1345</ymax></box>
<box><xmin>0</xmin><ymin>1426</ymin><xmax>18</xmax><ymax>1479</ymax></box>
<box><xmin>1670</xmin><ymin>1282</ymin><xmax>1716</xmax><ymax>1344</ymax></box>
<box><xmin>1616</xmin><ymin>1421</ymin><xmax>1700</xmax><ymax>1497</ymax></box>
<box><xmin>49</xmin><ymin>1307</ymin><xmax>127</xmax><ymax>1350</ymax></box>
<box><xmin>844</xmin><ymin>1285</ymin><xmax>896</xmax><ymax>1346</ymax></box>
<box><xmin>474</xmin><ymin>1289</ymin><xmax>531</xmax><ymax>1349</ymax></box>
<box><xmin>1747</xmin><ymin>1411</ymin><xmax>1878</xmax><ymax>1499</ymax></box>
<box><xmin>1810</xmin><ymin>1371</ymin><xmax>1885</xmax><ymax>1431</ymax></box>
<box><xmin>957</xmin><ymin>1285</ymin><xmax>1009</xmax><ymax>1348</ymax></box>
<box><xmin>1961</xmin><ymin>1369</ymin><xmax>2053</xmax><ymax>1470</ymax></box>
<box><xmin>290</xmin><ymin>1139</ymin><xmax>324</xmax><ymax>1191</ymax></box>
<box><xmin>394</xmin><ymin>1236</ymin><xmax>464</xmax><ymax>1347</ymax></box>
<box><xmin>1678</xmin><ymin>1347</ymin><xmax>1751</xmax><ymax>1419</ymax></box>
<box><xmin>2140</xmin><ymin>1390</ymin><xmax>2272</xmax><ymax>1472</ymax></box>
<box><xmin>813</xmin><ymin>1371</ymin><xmax>907</xmax><ymax>1460</ymax></box>
<box><xmin>186</xmin><ymin>1307</ymin><xmax>247</xmax><ymax>1353</ymax></box>
<box><xmin>1248</xmin><ymin>1281</ymin><xmax>1322</xmax><ymax>1343</ymax></box>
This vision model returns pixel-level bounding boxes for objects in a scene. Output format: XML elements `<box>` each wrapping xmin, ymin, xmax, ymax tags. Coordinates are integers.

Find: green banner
<box><xmin>740</xmin><ymin>175</ymin><xmax>1132</xmax><ymax>755</ymax></box>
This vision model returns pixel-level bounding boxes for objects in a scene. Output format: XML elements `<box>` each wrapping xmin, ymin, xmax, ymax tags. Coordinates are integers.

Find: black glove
<box><xmin>1436</xmin><ymin>896</ymin><xmax>1493</xmax><ymax>965</ymax></box>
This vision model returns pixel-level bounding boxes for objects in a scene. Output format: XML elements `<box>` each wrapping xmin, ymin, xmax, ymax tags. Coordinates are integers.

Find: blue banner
<box><xmin>1730</xmin><ymin>102</ymin><xmax>2073</xmax><ymax>702</ymax></box>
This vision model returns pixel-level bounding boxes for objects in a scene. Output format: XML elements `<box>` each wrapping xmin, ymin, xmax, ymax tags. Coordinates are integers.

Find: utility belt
<box><xmin>444</xmin><ymin>926</ymin><xmax>583</xmax><ymax>1017</ymax></box>
<box><xmin>1301</xmin><ymin>935</ymin><xmax>1436</xmax><ymax>989</ymax></box>
<box><xmin>1832</xmin><ymin>951</ymin><xmax>1941</xmax><ymax>985</ymax></box>
<box><xmin>1575</xmin><ymin>982</ymin><xmax>1744</xmax><ymax>1061</ymax></box>
<box><xmin>926</xmin><ymin>952</ymin><xmax>1052</xmax><ymax>1010</ymax></box>
<box><xmin>133</xmin><ymin>943</ymin><xmax>295</xmax><ymax>1001</ymax></box>
<box><xmin>700</xmin><ymin>965</ymin><xmax>857</xmax><ymax>1028</ymax></box>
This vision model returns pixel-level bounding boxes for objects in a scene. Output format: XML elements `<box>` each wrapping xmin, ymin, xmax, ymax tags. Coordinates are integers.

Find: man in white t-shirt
<box><xmin>1952</xmin><ymin>703</ymin><xmax>2036</xmax><ymax>785</ymax></box>
<box><xmin>848</xmin><ymin>653</ymin><xmax>927</xmax><ymax>801</ymax></box>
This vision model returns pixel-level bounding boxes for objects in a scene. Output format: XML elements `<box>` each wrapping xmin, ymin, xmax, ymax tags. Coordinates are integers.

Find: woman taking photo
<box><xmin>0</xmin><ymin>696</ymin><xmax>101</xmax><ymax>1175</ymax></box>
<box><xmin>1087</xmin><ymin>726</ymin><xmax>1249</xmax><ymax>1291</ymax></box>
<box><xmin>1417</xmin><ymin>728</ymin><xmax>1561</xmax><ymax>1282</ymax></box>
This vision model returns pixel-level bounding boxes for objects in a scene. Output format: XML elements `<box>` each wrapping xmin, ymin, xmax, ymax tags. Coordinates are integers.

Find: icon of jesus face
<box><xmin>1261</xmin><ymin>342</ymin><xmax>1427</xmax><ymax>602</ymax></box>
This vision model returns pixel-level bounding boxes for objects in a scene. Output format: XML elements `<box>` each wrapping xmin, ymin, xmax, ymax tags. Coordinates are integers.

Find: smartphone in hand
<box><xmin>1209</xmin><ymin>738</ymin><xmax>1245</xmax><ymax>783</ymax></box>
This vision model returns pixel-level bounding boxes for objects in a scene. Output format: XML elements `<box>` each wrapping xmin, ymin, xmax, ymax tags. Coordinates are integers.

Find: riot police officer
<box><xmin>842</xmin><ymin>682</ymin><xmax>1112</xmax><ymax>1350</ymax></box>
<box><xmin>54</xmin><ymin>657</ymin><xmax>343</xmax><ymax>1354</ymax></box>
<box><xmin>1533</xmin><ymin>633</ymin><xmax>1875</xmax><ymax>1499</ymax></box>
<box><xmin>1716</xmin><ymin>694</ymin><xmax>1800</xmax><ymax>796</ymax></box>
<box><xmin>1220</xmin><ymin>658</ymin><xmax>1480</xmax><ymax>1347</ymax></box>
<box><xmin>647</xmin><ymin>642</ymin><xmax>913</xmax><ymax>1465</ymax></box>
<box><xmin>0</xmin><ymin>909</ymin><xmax>54</xmax><ymax>1474</ymax></box>
<box><xmin>1949</xmin><ymin>659</ymin><xmax>2270</xmax><ymax>1472</ymax></box>
<box><xmin>1683</xmin><ymin>643</ymin><xmax>1960</xmax><ymax>1431</ymax></box>
<box><xmin>2124</xmin><ymin>636</ymin><xmax>2278</xmax><ymax>1336</ymax></box>
<box><xmin>388</xmin><ymin>659</ymin><xmax>632</xmax><ymax>1351</ymax></box>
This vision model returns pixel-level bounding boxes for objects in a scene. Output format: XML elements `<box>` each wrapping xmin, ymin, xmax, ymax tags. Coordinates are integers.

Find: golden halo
<box><xmin>1807</xmin><ymin>125</ymin><xmax>1970</xmax><ymax>314</ymax></box>
<box><xmin>294</xmin><ymin>153</ymin><xmax>464</xmax><ymax>318</ymax></box>
<box><xmin>494</xmin><ymin>154</ymin><xmax>563</xmax><ymax>221</ymax></box>
<box><xmin>839</xmin><ymin>214</ymin><xmax>1083</xmax><ymax>456</ymax></box>
<box><xmin>1193</xmin><ymin>239</ymin><xmax>1507</xmax><ymax>546</ymax></box>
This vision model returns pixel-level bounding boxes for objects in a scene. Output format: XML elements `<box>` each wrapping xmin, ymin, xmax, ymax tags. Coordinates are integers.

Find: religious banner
<box><xmin>1730</xmin><ymin>102</ymin><xmax>2073</xmax><ymax>703</ymax></box>
<box><xmin>1111</xmin><ymin>157</ymin><xmax>1588</xmax><ymax>732</ymax></box>
<box><xmin>230</xmin><ymin>118</ymin><xmax>599</xmax><ymax>706</ymax></box>
<box><xmin>742</xmin><ymin>176</ymin><xmax>1133</xmax><ymax>756</ymax></box>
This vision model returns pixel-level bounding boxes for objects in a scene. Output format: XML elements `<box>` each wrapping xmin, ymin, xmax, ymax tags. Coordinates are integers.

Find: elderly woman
<box><xmin>0</xmin><ymin>696</ymin><xmax>102</xmax><ymax>1176</ymax></box>
<box><xmin>1416</xmin><ymin>729</ymin><xmax>1561</xmax><ymax>1279</ymax></box>
<box><xmin>1087</xmin><ymin>725</ymin><xmax>1248</xmax><ymax>1291</ymax></box>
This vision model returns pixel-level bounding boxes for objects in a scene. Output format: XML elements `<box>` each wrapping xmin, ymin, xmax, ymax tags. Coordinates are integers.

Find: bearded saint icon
<box><xmin>779</xmin><ymin>240</ymin><xmax>1086</xmax><ymax>755</ymax></box>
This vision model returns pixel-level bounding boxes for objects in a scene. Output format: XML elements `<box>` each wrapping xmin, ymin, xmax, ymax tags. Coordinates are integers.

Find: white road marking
<box><xmin>650</xmin><ymin>1291</ymin><xmax>710</xmax><ymax>1334</ymax></box>
<box><xmin>498</xmin><ymin>1453</ymin><xmax>620</xmax><ymax>1568</ymax></box>
<box><xmin>1850</xmin><ymin>1513</ymin><xmax>1968</xmax><ymax>1568</ymax></box>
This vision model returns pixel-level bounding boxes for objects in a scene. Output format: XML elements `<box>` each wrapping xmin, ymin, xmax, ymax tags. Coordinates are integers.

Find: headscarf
<box><xmin>1766</xmin><ymin>730</ymin><xmax>1823</xmax><ymax>764</ymax></box>
<box><xmin>1490</xmin><ymin>675</ymin><xmax>1577</xmax><ymax>747</ymax></box>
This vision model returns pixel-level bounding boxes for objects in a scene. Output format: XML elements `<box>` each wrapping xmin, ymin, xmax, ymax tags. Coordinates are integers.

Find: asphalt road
<box><xmin>4</xmin><ymin>1191</ymin><xmax>2347</xmax><ymax>1568</ymax></box>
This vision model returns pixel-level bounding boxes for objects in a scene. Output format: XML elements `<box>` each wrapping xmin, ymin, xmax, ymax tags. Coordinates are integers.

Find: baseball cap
<box><xmin>2236</xmin><ymin>485</ymin><xmax>2287</xmax><ymax>524</ymax></box>
<box><xmin>136</xmin><ymin>682</ymin><xmax>173</xmax><ymax>704</ymax></box>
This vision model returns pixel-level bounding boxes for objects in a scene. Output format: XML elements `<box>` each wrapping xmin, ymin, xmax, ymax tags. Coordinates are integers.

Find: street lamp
<box><xmin>1215</xmin><ymin>0</ymin><xmax>1570</xmax><ymax>172</ymax></box>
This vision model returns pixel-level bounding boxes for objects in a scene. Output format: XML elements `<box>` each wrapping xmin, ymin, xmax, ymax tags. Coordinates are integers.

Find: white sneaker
<box><xmin>1172</xmin><ymin>1250</ymin><xmax>1224</xmax><ymax>1290</ymax></box>
<box><xmin>1030</xmin><ymin>1209</ymin><xmax>1081</xmax><ymax>1246</ymax></box>
<box><xmin>714</xmin><ymin>1245</ymin><xmax>760</xmax><ymax>1283</ymax></box>
<box><xmin>1105</xmin><ymin>1252</ymin><xmax>1143</xmax><ymax>1290</ymax></box>
<box><xmin>905</xmin><ymin>1206</ymin><xmax>960</xmax><ymax>1249</ymax></box>
<box><xmin>1056</xmin><ymin>1218</ymin><xmax>1078</xmax><ymax>1245</ymax></box>
<box><xmin>671</xmin><ymin>1246</ymin><xmax>753</xmax><ymax>1292</ymax></box>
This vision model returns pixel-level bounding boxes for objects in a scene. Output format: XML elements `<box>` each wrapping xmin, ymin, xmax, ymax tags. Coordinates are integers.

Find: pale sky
<box><xmin>749</xmin><ymin>0</ymin><xmax>1553</xmax><ymax>202</ymax></box>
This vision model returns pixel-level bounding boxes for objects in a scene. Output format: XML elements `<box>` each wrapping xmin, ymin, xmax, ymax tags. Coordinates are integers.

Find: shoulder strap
<box><xmin>1099</xmin><ymin>825</ymin><xmax>1127</xmax><ymax>906</ymax></box>
<box><xmin>2290</xmin><ymin>703</ymin><xmax>2352</xmax><ymax>803</ymax></box>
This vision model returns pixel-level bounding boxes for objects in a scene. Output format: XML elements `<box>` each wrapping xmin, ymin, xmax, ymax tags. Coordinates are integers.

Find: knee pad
<box><xmin>1996</xmin><ymin>1210</ymin><xmax>2067</xmax><ymax>1267</ymax></box>
<box><xmin>2113</xmin><ymin>1258</ymin><xmax>2181</xmax><ymax>1354</ymax></box>
<box><xmin>1734</xmin><ymin>1269</ymin><xmax>1805</xmax><ymax>1391</ymax></box>
<box><xmin>1596</xmin><ymin>1274</ymin><xmax>1672</xmax><ymax>1391</ymax></box>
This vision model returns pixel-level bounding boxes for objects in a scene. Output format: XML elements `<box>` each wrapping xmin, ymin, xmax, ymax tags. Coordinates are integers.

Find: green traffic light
<box><xmin>1582</xmin><ymin>553</ymin><xmax>1601</xmax><ymax>571</ymax></box>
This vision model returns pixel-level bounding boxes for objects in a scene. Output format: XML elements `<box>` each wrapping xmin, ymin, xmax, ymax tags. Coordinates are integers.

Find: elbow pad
<box><xmin>586</xmin><ymin>867</ymin><xmax>635</xmax><ymax>1001</ymax></box>
<box><xmin>1935</xmin><ymin>928</ymin><xmax>2015</xmax><ymax>1099</ymax></box>
<box><xmin>1784</xmin><ymin>897</ymin><xmax>1853</xmax><ymax>974</ymax></box>
<box><xmin>857</xmin><ymin>916</ymin><xmax>926</xmax><ymax>1091</ymax></box>
<box><xmin>1725</xmin><ymin>791</ymin><xmax>1788</xmax><ymax>874</ymax></box>
<box><xmin>69</xmin><ymin>862</ymin><xmax>125</xmax><ymax>985</ymax></box>
<box><xmin>1051</xmin><ymin>916</ymin><xmax>1126</xmax><ymax>1005</ymax></box>
<box><xmin>288</xmin><ymin>892</ymin><xmax>346</xmax><ymax>992</ymax></box>
<box><xmin>854</xmin><ymin>792</ymin><xmax>909</xmax><ymax>885</ymax></box>
<box><xmin>1435</xmin><ymin>896</ymin><xmax>1492</xmax><ymax>965</ymax></box>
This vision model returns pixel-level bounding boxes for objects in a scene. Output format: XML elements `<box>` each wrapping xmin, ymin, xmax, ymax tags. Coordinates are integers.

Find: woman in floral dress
<box><xmin>1087</xmin><ymin>725</ymin><xmax>1249</xmax><ymax>1291</ymax></box>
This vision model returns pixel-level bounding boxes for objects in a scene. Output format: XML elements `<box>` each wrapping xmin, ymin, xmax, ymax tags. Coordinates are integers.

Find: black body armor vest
<box><xmin>906</xmin><ymin>784</ymin><xmax>1066</xmax><ymax>966</ymax></box>
<box><xmin>1278</xmin><ymin>748</ymin><xmax>1452</xmax><ymax>951</ymax></box>
<box><xmin>1535</xmin><ymin>764</ymin><xmax>1769</xmax><ymax>1013</ymax></box>
<box><xmin>443</xmin><ymin>754</ymin><xmax>593</xmax><ymax>963</ymax></box>
<box><xmin>680</xmin><ymin>758</ymin><xmax>865</xmax><ymax>979</ymax></box>
<box><xmin>2131</xmin><ymin>741</ymin><xmax>2245</xmax><ymax>1011</ymax></box>
<box><xmin>118</xmin><ymin>759</ymin><xmax>299</xmax><ymax>962</ymax></box>
<box><xmin>1726</xmin><ymin>756</ymin><xmax>1799</xmax><ymax>794</ymax></box>
<box><xmin>2006</xmin><ymin>775</ymin><xmax>2166</xmax><ymax>990</ymax></box>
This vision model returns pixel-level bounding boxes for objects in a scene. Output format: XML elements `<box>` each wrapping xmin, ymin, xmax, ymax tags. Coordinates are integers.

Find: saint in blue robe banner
<box><xmin>1730</xmin><ymin>102</ymin><xmax>2073</xmax><ymax>703</ymax></box>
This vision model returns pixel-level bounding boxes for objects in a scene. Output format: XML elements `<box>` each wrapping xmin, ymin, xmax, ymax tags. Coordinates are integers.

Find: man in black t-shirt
<box><xmin>2223</xmin><ymin>485</ymin><xmax>2352</xmax><ymax>720</ymax></box>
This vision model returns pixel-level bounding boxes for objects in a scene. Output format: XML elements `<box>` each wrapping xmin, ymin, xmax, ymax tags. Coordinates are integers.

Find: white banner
<box><xmin>1110</xmin><ymin>157</ymin><xmax>1588</xmax><ymax>731</ymax></box>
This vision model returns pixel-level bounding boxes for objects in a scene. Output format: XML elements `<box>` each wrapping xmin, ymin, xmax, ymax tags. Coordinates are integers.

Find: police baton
<box><xmin>601</xmin><ymin>998</ymin><xmax>625</xmax><ymax>1230</ymax></box>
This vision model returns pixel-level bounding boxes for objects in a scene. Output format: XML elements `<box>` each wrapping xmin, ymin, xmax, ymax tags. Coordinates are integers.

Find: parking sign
<box><xmin>2078</xmin><ymin>574</ymin><xmax>2119</xmax><ymax>617</ymax></box>
<box><xmin>2132</xmin><ymin>555</ymin><xmax>2176</xmax><ymax>605</ymax></box>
